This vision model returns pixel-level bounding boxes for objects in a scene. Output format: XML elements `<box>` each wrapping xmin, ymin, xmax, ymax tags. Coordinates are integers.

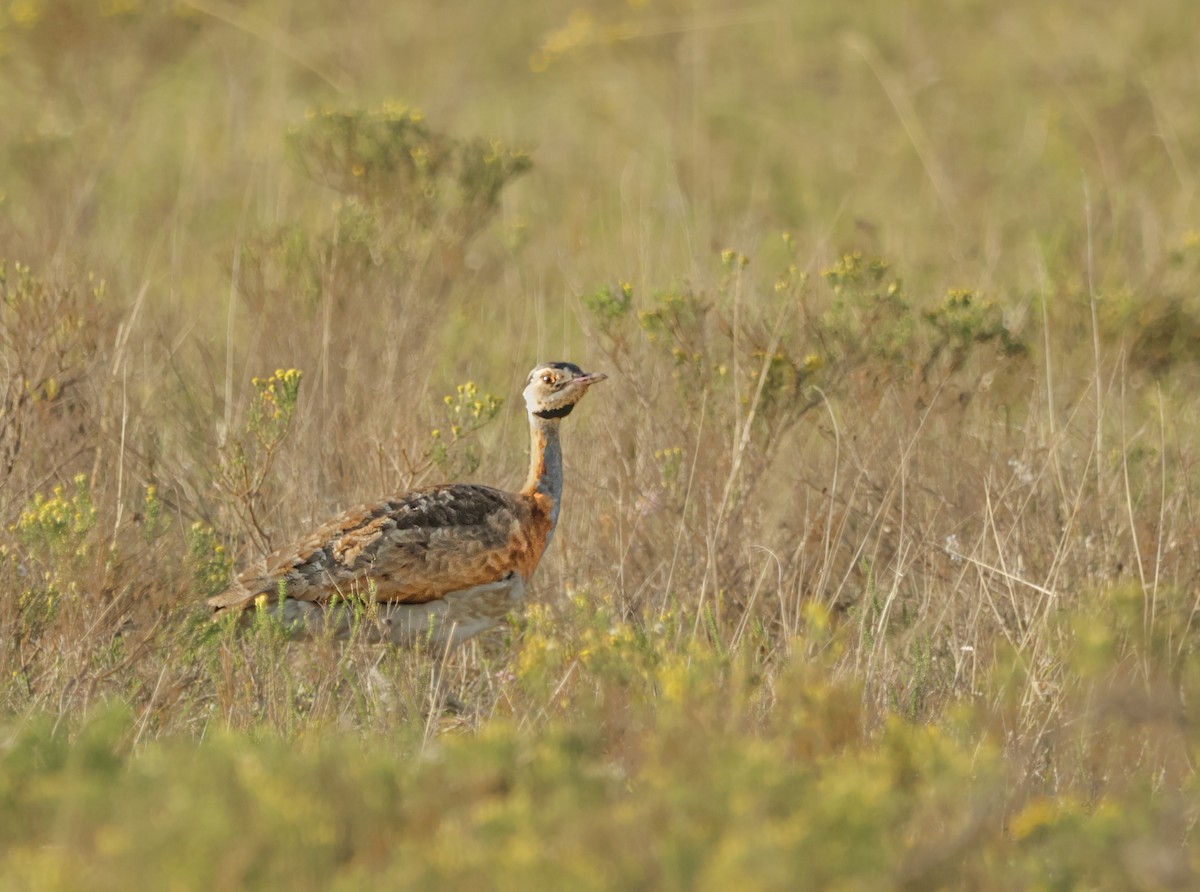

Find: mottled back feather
<box><xmin>208</xmin><ymin>483</ymin><xmax>546</xmax><ymax>613</ymax></box>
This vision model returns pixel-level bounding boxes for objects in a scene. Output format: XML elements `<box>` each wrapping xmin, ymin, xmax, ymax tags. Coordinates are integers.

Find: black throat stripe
<box><xmin>534</xmin><ymin>404</ymin><xmax>575</xmax><ymax>419</ymax></box>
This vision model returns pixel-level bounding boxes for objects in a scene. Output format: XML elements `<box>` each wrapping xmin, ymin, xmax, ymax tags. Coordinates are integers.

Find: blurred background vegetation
<box><xmin>2</xmin><ymin>0</ymin><xmax>1200</xmax><ymax>887</ymax></box>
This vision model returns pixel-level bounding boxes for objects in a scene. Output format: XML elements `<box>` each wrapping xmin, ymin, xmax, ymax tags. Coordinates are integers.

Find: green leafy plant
<box><xmin>214</xmin><ymin>369</ymin><xmax>304</xmax><ymax>551</ymax></box>
<box><xmin>0</xmin><ymin>262</ymin><xmax>101</xmax><ymax>486</ymax></box>
<box><xmin>186</xmin><ymin>520</ymin><xmax>233</xmax><ymax>601</ymax></box>
<box><xmin>429</xmin><ymin>379</ymin><xmax>504</xmax><ymax>475</ymax></box>
<box><xmin>286</xmin><ymin>104</ymin><xmax>530</xmax><ymax>245</ymax></box>
<box><xmin>922</xmin><ymin>288</ymin><xmax>1026</xmax><ymax>377</ymax></box>
<box><xmin>7</xmin><ymin>473</ymin><xmax>98</xmax><ymax>636</ymax></box>
<box><xmin>816</xmin><ymin>251</ymin><xmax>914</xmax><ymax>372</ymax></box>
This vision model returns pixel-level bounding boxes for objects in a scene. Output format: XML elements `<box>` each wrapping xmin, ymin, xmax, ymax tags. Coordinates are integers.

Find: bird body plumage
<box><xmin>208</xmin><ymin>363</ymin><xmax>605</xmax><ymax>647</ymax></box>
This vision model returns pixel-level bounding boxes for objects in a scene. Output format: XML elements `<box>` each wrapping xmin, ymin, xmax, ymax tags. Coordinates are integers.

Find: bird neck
<box><xmin>522</xmin><ymin>413</ymin><xmax>564</xmax><ymax>525</ymax></box>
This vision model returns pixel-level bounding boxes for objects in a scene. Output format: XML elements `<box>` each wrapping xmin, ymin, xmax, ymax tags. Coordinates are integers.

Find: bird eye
<box><xmin>541</xmin><ymin>373</ymin><xmax>555</xmax><ymax>385</ymax></box>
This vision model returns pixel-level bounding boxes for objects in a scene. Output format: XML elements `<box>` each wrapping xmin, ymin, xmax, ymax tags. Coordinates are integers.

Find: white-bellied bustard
<box><xmin>208</xmin><ymin>362</ymin><xmax>606</xmax><ymax>647</ymax></box>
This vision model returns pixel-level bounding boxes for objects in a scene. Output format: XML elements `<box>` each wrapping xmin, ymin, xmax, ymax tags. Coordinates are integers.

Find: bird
<box><xmin>207</xmin><ymin>362</ymin><xmax>607</xmax><ymax>648</ymax></box>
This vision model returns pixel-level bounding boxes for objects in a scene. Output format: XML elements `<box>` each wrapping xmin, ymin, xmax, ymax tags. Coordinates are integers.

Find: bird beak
<box><xmin>578</xmin><ymin>372</ymin><xmax>608</xmax><ymax>386</ymax></box>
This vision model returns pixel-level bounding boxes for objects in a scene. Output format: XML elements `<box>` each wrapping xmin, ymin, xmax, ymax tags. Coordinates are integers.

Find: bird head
<box><xmin>523</xmin><ymin>362</ymin><xmax>607</xmax><ymax>419</ymax></box>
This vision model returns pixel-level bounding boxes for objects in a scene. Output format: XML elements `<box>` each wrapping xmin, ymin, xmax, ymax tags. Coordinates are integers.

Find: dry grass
<box><xmin>2</xmin><ymin>0</ymin><xmax>1200</xmax><ymax>887</ymax></box>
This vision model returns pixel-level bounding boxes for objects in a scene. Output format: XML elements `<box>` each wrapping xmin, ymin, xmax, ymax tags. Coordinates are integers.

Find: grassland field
<box><xmin>2</xmin><ymin>0</ymin><xmax>1200</xmax><ymax>888</ymax></box>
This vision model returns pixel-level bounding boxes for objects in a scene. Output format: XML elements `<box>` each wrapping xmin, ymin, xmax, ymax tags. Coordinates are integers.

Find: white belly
<box><xmin>261</xmin><ymin>573</ymin><xmax>527</xmax><ymax>648</ymax></box>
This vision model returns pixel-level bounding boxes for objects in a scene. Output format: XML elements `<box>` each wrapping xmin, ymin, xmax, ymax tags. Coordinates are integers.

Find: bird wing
<box><xmin>207</xmin><ymin>484</ymin><xmax>539</xmax><ymax>613</ymax></box>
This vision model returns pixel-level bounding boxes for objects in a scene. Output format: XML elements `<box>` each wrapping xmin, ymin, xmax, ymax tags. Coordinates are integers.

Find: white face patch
<box><xmin>523</xmin><ymin>379</ymin><xmax>545</xmax><ymax>413</ymax></box>
<box><xmin>524</xmin><ymin>368</ymin><xmax>567</xmax><ymax>413</ymax></box>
